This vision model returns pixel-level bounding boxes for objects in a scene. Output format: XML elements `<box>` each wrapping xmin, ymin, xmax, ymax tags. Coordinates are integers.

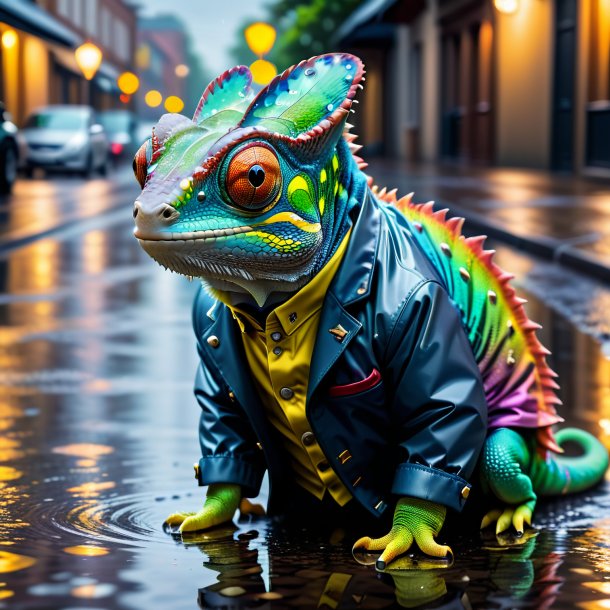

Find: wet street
<box><xmin>0</xmin><ymin>166</ymin><xmax>609</xmax><ymax>610</ymax></box>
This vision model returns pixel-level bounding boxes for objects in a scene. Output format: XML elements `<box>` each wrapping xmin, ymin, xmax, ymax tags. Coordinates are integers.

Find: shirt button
<box><xmin>271</xmin><ymin>332</ymin><xmax>282</xmax><ymax>342</ymax></box>
<box><xmin>273</xmin><ymin>346</ymin><xmax>282</xmax><ymax>356</ymax></box>
<box><xmin>279</xmin><ymin>387</ymin><xmax>294</xmax><ymax>400</ymax></box>
<box><xmin>301</xmin><ymin>431</ymin><xmax>315</xmax><ymax>446</ymax></box>
<box><xmin>317</xmin><ymin>460</ymin><xmax>330</xmax><ymax>472</ymax></box>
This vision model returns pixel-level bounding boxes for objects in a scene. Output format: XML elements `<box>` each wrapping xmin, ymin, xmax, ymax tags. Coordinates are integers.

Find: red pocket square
<box><xmin>329</xmin><ymin>368</ymin><xmax>382</xmax><ymax>397</ymax></box>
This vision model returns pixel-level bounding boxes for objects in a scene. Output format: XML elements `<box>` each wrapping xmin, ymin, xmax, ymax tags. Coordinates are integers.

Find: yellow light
<box><xmin>494</xmin><ymin>0</ymin><xmax>519</xmax><ymax>14</ymax></box>
<box><xmin>164</xmin><ymin>96</ymin><xmax>184</xmax><ymax>113</ymax></box>
<box><xmin>144</xmin><ymin>90</ymin><xmax>162</xmax><ymax>108</ymax></box>
<box><xmin>0</xmin><ymin>551</ymin><xmax>36</xmax><ymax>574</ymax></box>
<box><xmin>74</xmin><ymin>42</ymin><xmax>102</xmax><ymax>80</ymax></box>
<box><xmin>1</xmin><ymin>30</ymin><xmax>17</xmax><ymax>50</ymax></box>
<box><xmin>245</xmin><ymin>22</ymin><xmax>276</xmax><ymax>57</ymax></box>
<box><xmin>175</xmin><ymin>64</ymin><xmax>190</xmax><ymax>78</ymax></box>
<box><xmin>117</xmin><ymin>71</ymin><xmax>139</xmax><ymax>95</ymax></box>
<box><xmin>250</xmin><ymin>59</ymin><xmax>277</xmax><ymax>86</ymax></box>
<box><xmin>64</xmin><ymin>545</ymin><xmax>109</xmax><ymax>557</ymax></box>
<box><xmin>136</xmin><ymin>43</ymin><xmax>150</xmax><ymax>70</ymax></box>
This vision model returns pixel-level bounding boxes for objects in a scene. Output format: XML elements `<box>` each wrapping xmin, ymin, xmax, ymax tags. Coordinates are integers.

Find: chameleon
<box><xmin>131</xmin><ymin>53</ymin><xmax>608</xmax><ymax>567</ymax></box>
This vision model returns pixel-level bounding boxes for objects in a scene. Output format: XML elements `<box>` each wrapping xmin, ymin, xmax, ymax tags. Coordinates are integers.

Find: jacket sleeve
<box><xmin>385</xmin><ymin>279</ymin><xmax>488</xmax><ymax>511</ymax></box>
<box><xmin>192</xmin><ymin>291</ymin><xmax>266</xmax><ymax>498</ymax></box>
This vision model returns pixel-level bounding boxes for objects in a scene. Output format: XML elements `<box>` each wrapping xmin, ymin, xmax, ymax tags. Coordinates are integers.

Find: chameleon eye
<box><xmin>225</xmin><ymin>144</ymin><xmax>281</xmax><ymax>210</ymax></box>
<box><xmin>133</xmin><ymin>140</ymin><xmax>150</xmax><ymax>188</ymax></box>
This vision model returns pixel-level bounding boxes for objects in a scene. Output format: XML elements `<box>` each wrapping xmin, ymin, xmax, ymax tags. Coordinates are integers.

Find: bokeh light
<box><xmin>175</xmin><ymin>64</ymin><xmax>190</xmax><ymax>78</ymax></box>
<box><xmin>1</xmin><ymin>30</ymin><xmax>17</xmax><ymax>50</ymax></box>
<box><xmin>494</xmin><ymin>0</ymin><xmax>519</xmax><ymax>14</ymax></box>
<box><xmin>144</xmin><ymin>90</ymin><xmax>162</xmax><ymax>108</ymax></box>
<box><xmin>250</xmin><ymin>59</ymin><xmax>277</xmax><ymax>85</ymax></box>
<box><xmin>74</xmin><ymin>42</ymin><xmax>102</xmax><ymax>80</ymax></box>
<box><xmin>117</xmin><ymin>71</ymin><xmax>139</xmax><ymax>95</ymax></box>
<box><xmin>164</xmin><ymin>96</ymin><xmax>185</xmax><ymax>113</ymax></box>
<box><xmin>245</xmin><ymin>22</ymin><xmax>276</xmax><ymax>57</ymax></box>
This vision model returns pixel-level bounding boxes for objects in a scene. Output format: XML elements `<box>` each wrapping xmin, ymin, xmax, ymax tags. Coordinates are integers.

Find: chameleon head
<box><xmin>132</xmin><ymin>54</ymin><xmax>364</xmax><ymax>301</ymax></box>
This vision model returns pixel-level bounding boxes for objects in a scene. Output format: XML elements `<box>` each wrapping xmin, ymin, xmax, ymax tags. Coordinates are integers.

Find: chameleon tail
<box><xmin>531</xmin><ymin>428</ymin><xmax>609</xmax><ymax>496</ymax></box>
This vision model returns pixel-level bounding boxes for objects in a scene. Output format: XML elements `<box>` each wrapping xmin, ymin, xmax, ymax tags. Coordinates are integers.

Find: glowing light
<box><xmin>117</xmin><ymin>71</ymin><xmax>139</xmax><ymax>95</ymax></box>
<box><xmin>1</xmin><ymin>30</ymin><xmax>17</xmax><ymax>50</ymax></box>
<box><xmin>245</xmin><ymin>22</ymin><xmax>276</xmax><ymax>57</ymax></box>
<box><xmin>119</xmin><ymin>93</ymin><xmax>130</xmax><ymax>104</ymax></box>
<box><xmin>67</xmin><ymin>481</ymin><xmax>115</xmax><ymax>498</ymax></box>
<box><xmin>175</xmin><ymin>64</ymin><xmax>189</xmax><ymax>78</ymax></box>
<box><xmin>0</xmin><ymin>551</ymin><xmax>36</xmax><ymax>573</ymax></box>
<box><xmin>164</xmin><ymin>95</ymin><xmax>184</xmax><ymax>113</ymax></box>
<box><xmin>74</xmin><ymin>42</ymin><xmax>103</xmax><ymax>80</ymax></box>
<box><xmin>494</xmin><ymin>0</ymin><xmax>519</xmax><ymax>14</ymax></box>
<box><xmin>53</xmin><ymin>444</ymin><xmax>114</xmax><ymax>459</ymax></box>
<box><xmin>250</xmin><ymin>59</ymin><xmax>277</xmax><ymax>85</ymax></box>
<box><xmin>600</xmin><ymin>418</ymin><xmax>610</xmax><ymax>433</ymax></box>
<box><xmin>64</xmin><ymin>545</ymin><xmax>109</xmax><ymax>557</ymax></box>
<box><xmin>144</xmin><ymin>90</ymin><xmax>162</xmax><ymax>108</ymax></box>
<box><xmin>0</xmin><ymin>467</ymin><xmax>21</xmax><ymax>482</ymax></box>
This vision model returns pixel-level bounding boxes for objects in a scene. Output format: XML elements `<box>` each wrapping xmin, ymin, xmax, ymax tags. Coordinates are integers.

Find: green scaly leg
<box><xmin>480</xmin><ymin>428</ymin><xmax>536</xmax><ymax>535</ymax></box>
<box><xmin>353</xmin><ymin>497</ymin><xmax>451</xmax><ymax>569</ymax></box>
<box><xmin>165</xmin><ymin>483</ymin><xmax>241</xmax><ymax>533</ymax></box>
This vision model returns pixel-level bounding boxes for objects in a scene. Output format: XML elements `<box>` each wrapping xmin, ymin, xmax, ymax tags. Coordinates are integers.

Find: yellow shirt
<box><xmin>217</xmin><ymin>232</ymin><xmax>353</xmax><ymax>505</ymax></box>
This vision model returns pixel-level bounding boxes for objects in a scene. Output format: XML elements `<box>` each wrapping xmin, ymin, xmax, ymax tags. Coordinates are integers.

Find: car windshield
<box><xmin>26</xmin><ymin>110</ymin><xmax>88</xmax><ymax>130</ymax></box>
<box><xmin>100</xmin><ymin>112</ymin><xmax>132</xmax><ymax>133</ymax></box>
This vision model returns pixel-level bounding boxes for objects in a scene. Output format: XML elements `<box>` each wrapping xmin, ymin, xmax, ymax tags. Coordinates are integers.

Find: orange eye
<box><xmin>133</xmin><ymin>140</ymin><xmax>150</xmax><ymax>188</ymax></box>
<box><xmin>225</xmin><ymin>144</ymin><xmax>281</xmax><ymax>210</ymax></box>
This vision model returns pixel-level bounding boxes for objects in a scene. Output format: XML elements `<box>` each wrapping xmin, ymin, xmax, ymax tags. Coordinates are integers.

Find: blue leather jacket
<box><xmin>192</xmin><ymin>190</ymin><xmax>488</xmax><ymax>518</ymax></box>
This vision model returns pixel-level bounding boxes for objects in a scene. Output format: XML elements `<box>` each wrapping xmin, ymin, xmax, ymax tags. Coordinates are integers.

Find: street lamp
<box><xmin>75</xmin><ymin>42</ymin><xmax>102</xmax><ymax>80</ymax></box>
<box><xmin>244</xmin><ymin>22</ymin><xmax>277</xmax><ymax>86</ymax></box>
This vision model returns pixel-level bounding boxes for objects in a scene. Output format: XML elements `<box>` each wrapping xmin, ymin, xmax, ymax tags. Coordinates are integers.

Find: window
<box><xmin>85</xmin><ymin>0</ymin><xmax>98</xmax><ymax>36</ymax></box>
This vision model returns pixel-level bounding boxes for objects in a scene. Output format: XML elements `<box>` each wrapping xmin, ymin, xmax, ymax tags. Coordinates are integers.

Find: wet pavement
<box><xmin>367</xmin><ymin>160</ymin><xmax>610</xmax><ymax>282</ymax></box>
<box><xmin>0</xmin><ymin>166</ymin><xmax>609</xmax><ymax>609</ymax></box>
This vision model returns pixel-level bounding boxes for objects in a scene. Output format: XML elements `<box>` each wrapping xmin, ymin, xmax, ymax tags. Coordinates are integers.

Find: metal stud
<box><xmin>488</xmin><ymin>290</ymin><xmax>497</xmax><ymax>305</ymax></box>
<box><xmin>197</xmin><ymin>191</ymin><xmax>206</xmax><ymax>202</ymax></box>
<box><xmin>288</xmin><ymin>312</ymin><xmax>297</xmax><ymax>324</ymax></box>
<box><xmin>461</xmin><ymin>486</ymin><xmax>470</xmax><ymax>499</ymax></box>
<box><xmin>413</xmin><ymin>222</ymin><xmax>423</xmax><ymax>233</ymax></box>
<box><xmin>207</xmin><ymin>335</ymin><xmax>220</xmax><ymax>348</ymax></box>
<box><xmin>440</xmin><ymin>243</ymin><xmax>452</xmax><ymax>257</ymax></box>
<box><xmin>329</xmin><ymin>324</ymin><xmax>348</xmax><ymax>342</ymax></box>
<box><xmin>459</xmin><ymin>267</ymin><xmax>470</xmax><ymax>282</ymax></box>
<box><xmin>179</xmin><ymin>178</ymin><xmax>190</xmax><ymax>191</ymax></box>
<box><xmin>507</xmin><ymin>349</ymin><xmax>516</xmax><ymax>366</ymax></box>
<box><xmin>357</xmin><ymin>286</ymin><xmax>366</xmax><ymax>295</ymax></box>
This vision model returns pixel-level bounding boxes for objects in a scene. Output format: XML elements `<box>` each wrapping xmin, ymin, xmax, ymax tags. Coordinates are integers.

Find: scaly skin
<box><xmin>165</xmin><ymin>483</ymin><xmax>240</xmax><ymax>533</ymax></box>
<box><xmin>133</xmin><ymin>53</ymin><xmax>609</xmax><ymax>562</ymax></box>
<box><xmin>353</xmin><ymin>498</ymin><xmax>451</xmax><ymax>568</ymax></box>
<box><xmin>480</xmin><ymin>427</ymin><xmax>609</xmax><ymax>534</ymax></box>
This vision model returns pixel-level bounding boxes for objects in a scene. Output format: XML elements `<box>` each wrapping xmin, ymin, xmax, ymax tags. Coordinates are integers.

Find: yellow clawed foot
<box><xmin>353</xmin><ymin>529</ymin><xmax>452</xmax><ymax>570</ymax></box>
<box><xmin>481</xmin><ymin>505</ymin><xmax>533</xmax><ymax>536</ymax></box>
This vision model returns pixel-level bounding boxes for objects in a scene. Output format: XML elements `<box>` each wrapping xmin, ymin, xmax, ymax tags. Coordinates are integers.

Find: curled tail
<box><xmin>531</xmin><ymin>428</ymin><xmax>609</xmax><ymax>496</ymax></box>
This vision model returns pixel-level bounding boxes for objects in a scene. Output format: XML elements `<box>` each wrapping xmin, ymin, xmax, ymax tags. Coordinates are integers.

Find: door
<box><xmin>551</xmin><ymin>0</ymin><xmax>577</xmax><ymax>171</ymax></box>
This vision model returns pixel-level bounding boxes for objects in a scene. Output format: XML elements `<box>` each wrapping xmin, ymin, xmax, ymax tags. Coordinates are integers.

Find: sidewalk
<box><xmin>367</xmin><ymin>159</ymin><xmax>610</xmax><ymax>283</ymax></box>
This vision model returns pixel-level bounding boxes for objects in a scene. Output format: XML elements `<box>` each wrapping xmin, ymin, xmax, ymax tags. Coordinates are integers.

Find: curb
<box><xmin>448</xmin><ymin>204</ymin><xmax>610</xmax><ymax>284</ymax></box>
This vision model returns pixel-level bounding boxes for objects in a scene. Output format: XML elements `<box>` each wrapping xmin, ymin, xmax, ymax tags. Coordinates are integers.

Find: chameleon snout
<box><xmin>133</xmin><ymin>200</ymin><xmax>180</xmax><ymax>240</ymax></box>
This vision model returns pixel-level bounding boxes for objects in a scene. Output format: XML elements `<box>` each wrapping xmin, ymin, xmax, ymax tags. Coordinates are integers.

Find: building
<box><xmin>337</xmin><ymin>0</ymin><xmax>610</xmax><ymax>177</ymax></box>
<box><xmin>0</xmin><ymin>0</ymin><xmax>137</xmax><ymax>125</ymax></box>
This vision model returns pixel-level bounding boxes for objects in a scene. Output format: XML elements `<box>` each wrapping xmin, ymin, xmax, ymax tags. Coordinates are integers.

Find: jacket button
<box><xmin>301</xmin><ymin>431</ymin><xmax>315</xmax><ymax>446</ymax></box>
<box><xmin>207</xmin><ymin>335</ymin><xmax>220</xmax><ymax>348</ymax></box>
<box><xmin>279</xmin><ymin>387</ymin><xmax>294</xmax><ymax>400</ymax></box>
<box><xmin>271</xmin><ymin>332</ymin><xmax>282</xmax><ymax>342</ymax></box>
<box><xmin>461</xmin><ymin>486</ymin><xmax>470</xmax><ymax>499</ymax></box>
<box><xmin>273</xmin><ymin>346</ymin><xmax>282</xmax><ymax>356</ymax></box>
<box><xmin>317</xmin><ymin>460</ymin><xmax>330</xmax><ymax>472</ymax></box>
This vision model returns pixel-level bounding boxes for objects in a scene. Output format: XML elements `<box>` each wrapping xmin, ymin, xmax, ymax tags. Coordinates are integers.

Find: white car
<box><xmin>22</xmin><ymin>105</ymin><xmax>109</xmax><ymax>177</ymax></box>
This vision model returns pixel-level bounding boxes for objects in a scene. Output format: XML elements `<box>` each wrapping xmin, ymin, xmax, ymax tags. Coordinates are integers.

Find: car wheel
<box><xmin>0</xmin><ymin>142</ymin><xmax>18</xmax><ymax>194</ymax></box>
<box><xmin>81</xmin><ymin>153</ymin><xmax>93</xmax><ymax>179</ymax></box>
<box><xmin>99</xmin><ymin>154</ymin><xmax>110</xmax><ymax>177</ymax></box>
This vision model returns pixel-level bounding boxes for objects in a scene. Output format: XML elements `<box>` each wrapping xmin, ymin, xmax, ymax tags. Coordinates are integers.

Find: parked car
<box><xmin>99</xmin><ymin>109</ymin><xmax>139</xmax><ymax>160</ymax></box>
<box><xmin>0</xmin><ymin>102</ymin><xmax>20</xmax><ymax>193</ymax></box>
<box><xmin>22</xmin><ymin>105</ymin><xmax>109</xmax><ymax>177</ymax></box>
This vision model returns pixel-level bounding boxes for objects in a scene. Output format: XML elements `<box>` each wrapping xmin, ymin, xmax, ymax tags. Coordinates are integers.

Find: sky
<box><xmin>139</xmin><ymin>0</ymin><xmax>268</xmax><ymax>77</ymax></box>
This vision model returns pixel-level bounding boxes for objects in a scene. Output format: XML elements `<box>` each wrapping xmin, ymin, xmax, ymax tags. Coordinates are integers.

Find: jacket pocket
<box><xmin>329</xmin><ymin>368</ymin><xmax>382</xmax><ymax>397</ymax></box>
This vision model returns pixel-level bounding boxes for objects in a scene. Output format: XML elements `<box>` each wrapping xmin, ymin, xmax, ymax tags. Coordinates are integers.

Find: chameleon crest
<box><xmin>133</xmin><ymin>54</ymin><xmax>365</xmax><ymax>305</ymax></box>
